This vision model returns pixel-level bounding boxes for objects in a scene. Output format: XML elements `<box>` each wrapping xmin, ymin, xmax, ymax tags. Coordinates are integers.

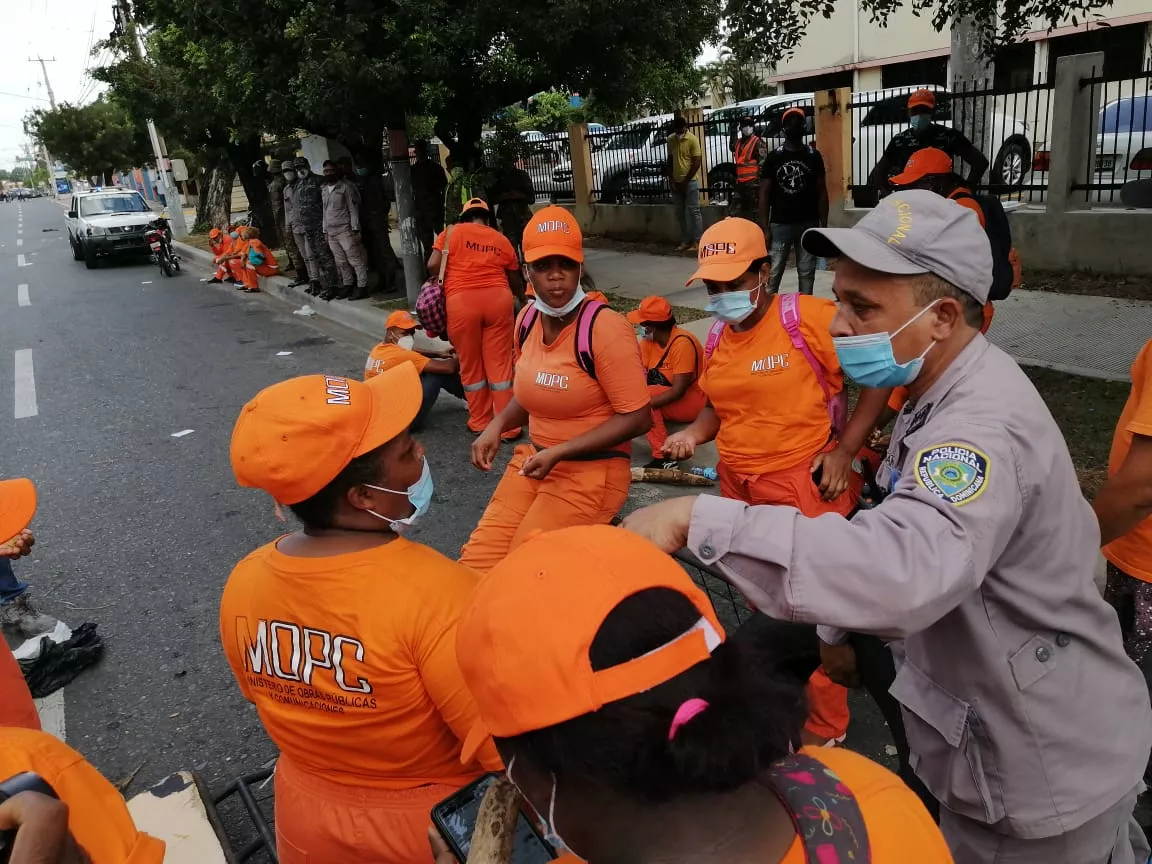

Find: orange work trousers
<box><xmin>240</xmin><ymin>262</ymin><xmax>279</xmax><ymax>291</ymax></box>
<box><xmin>647</xmin><ymin>384</ymin><xmax>707</xmax><ymax>459</ymax></box>
<box><xmin>445</xmin><ymin>287</ymin><xmax>517</xmax><ymax>436</ymax></box>
<box><xmin>719</xmin><ymin>444</ymin><xmax>860</xmax><ymax>742</ymax></box>
<box><xmin>460</xmin><ymin>444</ymin><xmax>631</xmax><ymax>573</ymax></box>
<box><xmin>0</xmin><ymin>642</ymin><xmax>39</xmax><ymax>730</ymax></box>
<box><xmin>274</xmin><ymin>755</ymin><xmax>467</xmax><ymax>864</ymax></box>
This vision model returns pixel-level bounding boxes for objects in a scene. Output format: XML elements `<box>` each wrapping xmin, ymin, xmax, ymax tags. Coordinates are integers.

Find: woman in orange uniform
<box><xmin>428</xmin><ymin>198</ymin><xmax>527</xmax><ymax>438</ymax></box>
<box><xmin>662</xmin><ymin>218</ymin><xmax>889</xmax><ymax>746</ymax></box>
<box><xmin>222</xmin><ymin>364</ymin><xmax>500</xmax><ymax>863</ymax></box>
<box><xmin>204</xmin><ymin>227</ymin><xmax>233</xmax><ymax>283</ymax></box>
<box><xmin>440</xmin><ymin>526</ymin><xmax>952</xmax><ymax>864</ymax></box>
<box><xmin>459</xmin><ymin>206</ymin><xmax>651</xmax><ymax>573</ymax></box>
<box><xmin>626</xmin><ymin>295</ymin><xmax>706</xmax><ymax>470</ymax></box>
<box><xmin>237</xmin><ymin>226</ymin><xmax>279</xmax><ymax>293</ymax></box>
<box><xmin>0</xmin><ymin>477</ymin><xmax>41</xmax><ymax>730</ymax></box>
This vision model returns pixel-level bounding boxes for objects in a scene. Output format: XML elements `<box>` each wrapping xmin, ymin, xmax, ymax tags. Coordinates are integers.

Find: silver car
<box><xmin>66</xmin><ymin>189</ymin><xmax>157</xmax><ymax>270</ymax></box>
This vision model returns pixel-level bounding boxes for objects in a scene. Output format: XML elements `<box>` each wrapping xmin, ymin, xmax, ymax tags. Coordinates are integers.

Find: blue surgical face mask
<box><xmin>705</xmin><ymin>279</ymin><xmax>764</xmax><ymax>324</ymax></box>
<box><xmin>506</xmin><ymin>756</ymin><xmax>583</xmax><ymax>861</ymax></box>
<box><xmin>364</xmin><ymin>458</ymin><xmax>433</xmax><ymax>532</ymax></box>
<box><xmin>635</xmin><ymin>325</ymin><xmax>653</xmax><ymax>340</ymax></box>
<box><xmin>832</xmin><ymin>300</ymin><xmax>939</xmax><ymax>388</ymax></box>
<box><xmin>910</xmin><ymin>113</ymin><xmax>932</xmax><ymax>132</ymax></box>
<box><xmin>533</xmin><ymin>284</ymin><xmax>586</xmax><ymax>318</ymax></box>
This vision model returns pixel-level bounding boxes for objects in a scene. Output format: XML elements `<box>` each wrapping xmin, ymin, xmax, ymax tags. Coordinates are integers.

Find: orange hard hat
<box><xmin>230</xmin><ymin>364</ymin><xmax>422</xmax><ymax>505</ymax></box>
<box><xmin>687</xmin><ymin>217</ymin><xmax>768</xmax><ymax>285</ymax></box>
<box><xmin>0</xmin><ymin>479</ymin><xmax>36</xmax><ymax>545</ymax></box>
<box><xmin>890</xmin><ymin>147</ymin><xmax>955</xmax><ymax>186</ymax></box>
<box><xmin>385</xmin><ymin>310</ymin><xmax>420</xmax><ymax>331</ymax></box>
<box><xmin>626</xmin><ymin>295</ymin><xmax>673</xmax><ymax>325</ymax></box>
<box><xmin>523</xmin><ymin>206</ymin><xmax>583</xmax><ymax>264</ymax></box>
<box><xmin>455</xmin><ymin>525</ymin><xmax>726</xmax><ymax>762</ymax></box>
<box><xmin>908</xmin><ymin>89</ymin><xmax>936</xmax><ymax>110</ymax></box>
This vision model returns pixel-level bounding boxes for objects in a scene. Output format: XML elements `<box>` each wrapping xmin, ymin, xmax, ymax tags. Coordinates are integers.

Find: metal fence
<box><xmin>1075</xmin><ymin>66</ymin><xmax>1152</xmax><ymax>205</ymax></box>
<box><xmin>846</xmin><ymin>81</ymin><xmax>1055</xmax><ymax>207</ymax></box>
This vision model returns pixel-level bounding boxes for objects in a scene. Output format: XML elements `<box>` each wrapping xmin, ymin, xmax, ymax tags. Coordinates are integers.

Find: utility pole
<box><xmin>950</xmin><ymin>18</ymin><xmax>993</xmax><ymax>186</ymax></box>
<box><xmin>114</xmin><ymin>0</ymin><xmax>188</xmax><ymax>237</ymax></box>
<box><xmin>28</xmin><ymin>57</ymin><xmax>59</xmax><ymax>198</ymax></box>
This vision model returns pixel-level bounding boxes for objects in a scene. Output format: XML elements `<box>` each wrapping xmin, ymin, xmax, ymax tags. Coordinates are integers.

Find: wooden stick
<box><xmin>630</xmin><ymin>467</ymin><xmax>714</xmax><ymax>486</ymax></box>
<box><xmin>466</xmin><ymin>777</ymin><xmax>521</xmax><ymax>864</ymax></box>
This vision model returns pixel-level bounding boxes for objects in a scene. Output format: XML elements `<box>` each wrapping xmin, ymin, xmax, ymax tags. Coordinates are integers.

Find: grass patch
<box><xmin>601</xmin><ymin>289</ymin><xmax>710</xmax><ymax>323</ymax></box>
<box><xmin>179</xmin><ymin>232</ymin><xmax>213</xmax><ymax>252</ymax></box>
<box><xmin>1024</xmin><ymin>269</ymin><xmax>1152</xmax><ymax>302</ymax></box>
<box><xmin>372</xmin><ymin>297</ymin><xmax>409</xmax><ymax>311</ymax></box>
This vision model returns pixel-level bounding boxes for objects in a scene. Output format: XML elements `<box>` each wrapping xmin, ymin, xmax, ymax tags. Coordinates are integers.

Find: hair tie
<box><xmin>668</xmin><ymin>698</ymin><xmax>710</xmax><ymax>741</ymax></box>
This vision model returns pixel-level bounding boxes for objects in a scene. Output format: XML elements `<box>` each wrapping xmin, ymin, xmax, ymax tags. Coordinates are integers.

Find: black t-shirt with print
<box><xmin>760</xmin><ymin>145</ymin><xmax>826</xmax><ymax>225</ymax></box>
<box><xmin>881</xmin><ymin>124</ymin><xmax>969</xmax><ymax>176</ymax></box>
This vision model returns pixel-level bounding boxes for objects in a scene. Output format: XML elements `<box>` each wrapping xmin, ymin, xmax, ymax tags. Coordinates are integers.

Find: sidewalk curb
<box><xmin>174</xmin><ymin>241</ymin><xmax>393</xmax><ymax>341</ymax></box>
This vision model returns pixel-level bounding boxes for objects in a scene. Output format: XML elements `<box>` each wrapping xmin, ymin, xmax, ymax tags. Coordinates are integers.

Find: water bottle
<box><xmin>689</xmin><ymin>466</ymin><xmax>719</xmax><ymax>481</ymax></box>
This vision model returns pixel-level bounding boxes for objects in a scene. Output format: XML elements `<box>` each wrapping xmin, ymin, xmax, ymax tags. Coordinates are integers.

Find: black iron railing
<box><xmin>1074</xmin><ymin>66</ymin><xmax>1152</xmax><ymax>204</ymax></box>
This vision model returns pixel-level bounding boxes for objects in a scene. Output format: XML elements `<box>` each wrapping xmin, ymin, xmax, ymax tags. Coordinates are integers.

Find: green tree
<box><xmin>24</xmin><ymin>98</ymin><xmax>152</xmax><ymax>183</ymax></box>
<box><xmin>701</xmin><ymin>48</ymin><xmax>770</xmax><ymax>106</ymax></box>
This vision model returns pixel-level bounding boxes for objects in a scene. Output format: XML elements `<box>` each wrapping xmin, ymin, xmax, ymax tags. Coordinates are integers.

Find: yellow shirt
<box><xmin>668</xmin><ymin>132</ymin><xmax>702</xmax><ymax>183</ymax></box>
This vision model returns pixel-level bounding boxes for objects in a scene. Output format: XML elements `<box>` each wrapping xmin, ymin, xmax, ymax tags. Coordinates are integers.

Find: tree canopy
<box><xmin>24</xmin><ymin>98</ymin><xmax>152</xmax><ymax>182</ymax></box>
<box><xmin>727</xmin><ymin>0</ymin><xmax>1117</xmax><ymax>64</ymax></box>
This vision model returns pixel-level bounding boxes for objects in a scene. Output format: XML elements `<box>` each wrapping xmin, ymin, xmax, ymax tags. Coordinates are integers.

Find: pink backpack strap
<box><xmin>779</xmin><ymin>293</ymin><xmax>831</xmax><ymax>402</ymax></box>
<box><xmin>517</xmin><ymin>305</ymin><xmax>540</xmax><ymax>350</ymax></box>
<box><xmin>575</xmin><ymin>300</ymin><xmax>607</xmax><ymax>379</ymax></box>
<box><xmin>704</xmin><ymin>319</ymin><xmax>726</xmax><ymax>359</ymax></box>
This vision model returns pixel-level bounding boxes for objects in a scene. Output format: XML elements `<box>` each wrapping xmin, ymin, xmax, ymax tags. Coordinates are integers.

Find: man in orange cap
<box><xmin>626</xmin><ymin>296</ymin><xmax>705</xmax><ymax>469</ymax></box>
<box><xmin>0</xmin><ymin>478</ymin><xmax>61</xmax><ymax>667</ymax></box>
<box><xmin>365</xmin><ymin>309</ymin><xmax>465</xmax><ymax>430</ymax></box>
<box><xmin>203</xmin><ymin>226</ymin><xmax>234</xmax><ymax>284</ymax></box>
<box><xmin>868</xmin><ymin>88</ymin><xmax>988</xmax><ymax>196</ymax></box>
<box><xmin>223</xmin><ymin>365</ymin><xmax>499</xmax><ymax>863</ymax></box>
<box><xmin>759</xmin><ymin>106</ymin><xmax>827</xmax><ymax>295</ymax></box>
<box><xmin>0</xmin><ymin>478</ymin><xmax>41</xmax><ymax>730</ymax></box>
<box><xmin>889</xmin><ymin>147</ymin><xmax>985</xmax><ymax>226</ymax></box>
<box><xmin>446</xmin><ymin>525</ymin><xmax>950</xmax><ymax>864</ymax></box>
<box><xmin>236</xmin><ymin>226</ymin><xmax>280</xmax><ymax>293</ymax></box>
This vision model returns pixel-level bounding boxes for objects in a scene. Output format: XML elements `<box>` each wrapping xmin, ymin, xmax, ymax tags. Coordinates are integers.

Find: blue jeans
<box><xmin>0</xmin><ymin>558</ymin><xmax>28</xmax><ymax>604</ymax></box>
<box><xmin>769</xmin><ymin>221</ymin><xmax>819</xmax><ymax>295</ymax></box>
<box><xmin>413</xmin><ymin>371</ymin><xmax>465</xmax><ymax>430</ymax></box>
<box><xmin>671</xmin><ymin>179</ymin><xmax>703</xmax><ymax>246</ymax></box>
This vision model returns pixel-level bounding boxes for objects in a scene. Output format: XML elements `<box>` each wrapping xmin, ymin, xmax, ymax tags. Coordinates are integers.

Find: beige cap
<box><xmin>802</xmin><ymin>190</ymin><xmax>993</xmax><ymax>303</ymax></box>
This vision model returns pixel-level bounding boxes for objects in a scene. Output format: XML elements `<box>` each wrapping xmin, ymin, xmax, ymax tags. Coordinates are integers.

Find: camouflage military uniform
<box><xmin>292</xmin><ymin>158</ymin><xmax>338</xmax><ymax>294</ymax></box>
<box><xmin>267</xmin><ymin>161</ymin><xmax>303</xmax><ymax>278</ymax></box>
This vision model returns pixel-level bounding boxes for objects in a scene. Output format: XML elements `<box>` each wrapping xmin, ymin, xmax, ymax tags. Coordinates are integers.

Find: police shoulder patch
<box><xmin>914</xmin><ymin>443</ymin><xmax>990</xmax><ymax>506</ymax></box>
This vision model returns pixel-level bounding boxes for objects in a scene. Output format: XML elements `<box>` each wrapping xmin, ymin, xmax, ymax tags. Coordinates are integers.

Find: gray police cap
<box><xmin>802</xmin><ymin>189</ymin><xmax>993</xmax><ymax>304</ymax></box>
<box><xmin>293</xmin><ymin>157</ymin><xmax>310</xmax><ymax>170</ymax></box>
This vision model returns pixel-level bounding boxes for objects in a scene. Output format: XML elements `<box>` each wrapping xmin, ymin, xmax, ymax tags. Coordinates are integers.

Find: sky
<box><xmin>0</xmin><ymin>0</ymin><xmax>114</xmax><ymax>171</ymax></box>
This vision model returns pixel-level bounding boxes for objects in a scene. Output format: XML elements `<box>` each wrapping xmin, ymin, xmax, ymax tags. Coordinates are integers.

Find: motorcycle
<box><xmin>146</xmin><ymin>217</ymin><xmax>180</xmax><ymax>277</ymax></box>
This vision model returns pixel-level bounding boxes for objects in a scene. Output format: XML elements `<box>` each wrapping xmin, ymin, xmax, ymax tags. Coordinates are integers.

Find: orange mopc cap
<box><xmin>781</xmin><ymin>107</ymin><xmax>806</xmax><ymax>123</ymax></box>
<box><xmin>686</xmin><ymin>217</ymin><xmax>768</xmax><ymax>285</ymax></box>
<box><xmin>626</xmin><ymin>295</ymin><xmax>673</xmax><ymax>324</ymax></box>
<box><xmin>462</xmin><ymin>197</ymin><xmax>490</xmax><ymax>214</ymax></box>
<box><xmin>522</xmin><ymin>205</ymin><xmax>583</xmax><ymax>264</ymax></box>
<box><xmin>385</xmin><ymin>310</ymin><xmax>420</xmax><ymax>331</ymax></box>
<box><xmin>890</xmin><ymin>147</ymin><xmax>955</xmax><ymax>186</ymax></box>
<box><xmin>230</xmin><ymin>364</ymin><xmax>422</xmax><ymax>506</ymax></box>
<box><xmin>209</xmin><ymin>227</ymin><xmax>222</xmax><ymax>239</ymax></box>
<box><xmin>0</xmin><ymin>479</ymin><xmax>37</xmax><ymax>545</ymax></box>
<box><xmin>908</xmin><ymin>89</ymin><xmax>936</xmax><ymax>110</ymax></box>
<box><xmin>455</xmin><ymin>525</ymin><xmax>726</xmax><ymax>761</ymax></box>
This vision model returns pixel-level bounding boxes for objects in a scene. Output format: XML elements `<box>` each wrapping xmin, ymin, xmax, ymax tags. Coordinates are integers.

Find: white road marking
<box><xmin>16</xmin><ymin>239</ymin><xmax>22</xmax><ymax>247</ymax></box>
<box><xmin>171</xmin><ymin>429</ymin><xmax>195</xmax><ymax>438</ymax></box>
<box><xmin>141</xmin><ymin>281</ymin><xmax>153</xmax><ymax>285</ymax></box>
<box><xmin>17</xmin><ymin>228</ymin><xmax>22</xmax><ymax>234</ymax></box>
<box><xmin>34</xmin><ymin>690</ymin><xmax>66</xmax><ymax>741</ymax></box>
<box><xmin>17</xmin><ymin>254</ymin><xmax>27</xmax><ymax>267</ymax></box>
<box><xmin>17</xmin><ymin>284</ymin><xmax>29</xmax><ymax>306</ymax></box>
<box><xmin>276</xmin><ymin>351</ymin><xmax>293</xmax><ymax>356</ymax></box>
<box><xmin>14</xmin><ymin>349</ymin><xmax>38</xmax><ymax>419</ymax></box>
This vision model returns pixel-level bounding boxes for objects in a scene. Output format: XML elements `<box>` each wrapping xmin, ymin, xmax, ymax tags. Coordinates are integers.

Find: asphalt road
<box><xmin>0</xmin><ymin>197</ymin><xmax>892</xmax><ymax>849</ymax></box>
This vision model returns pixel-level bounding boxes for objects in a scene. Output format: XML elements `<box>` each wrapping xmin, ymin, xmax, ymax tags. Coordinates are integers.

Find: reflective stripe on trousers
<box><xmin>490</xmin><ymin>380</ymin><xmax>513</xmax><ymax>392</ymax></box>
<box><xmin>462</xmin><ymin>380</ymin><xmax>488</xmax><ymax>392</ymax></box>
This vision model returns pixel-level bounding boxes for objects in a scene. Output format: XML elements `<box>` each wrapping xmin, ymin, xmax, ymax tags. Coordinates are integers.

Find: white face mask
<box><xmin>741</xmin><ymin>126</ymin><xmax>754</xmax><ymax>137</ymax></box>
<box><xmin>396</xmin><ymin>335</ymin><xmax>415</xmax><ymax>350</ymax></box>
<box><xmin>297</xmin><ymin>169</ymin><xmax>309</xmax><ymax>179</ymax></box>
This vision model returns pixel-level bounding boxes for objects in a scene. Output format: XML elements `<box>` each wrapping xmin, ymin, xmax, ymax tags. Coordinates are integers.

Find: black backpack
<box><xmin>951</xmin><ymin>191</ymin><xmax>1015</xmax><ymax>302</ymax></box>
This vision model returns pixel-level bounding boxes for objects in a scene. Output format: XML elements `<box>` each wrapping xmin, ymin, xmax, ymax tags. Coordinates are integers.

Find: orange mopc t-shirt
<box><xmin>513</xmin><ymin>305</ymin><xmax>651</xmax><ymax>453</ymax></box>
<box><xmin>433</xmin><ymin>223</ymin><xmax>518</xmax><ymax>296</ymax></box>
<box><xmin>0</xmin><ymin>727</ymin><xmax>166</xmax><ymax>863</ymax></box>
<box><xmin>642</xmin><ymin>326</ymin><xmax>704</xmax><ymax>393</ymax></box>
<box><xmin>1104</xmin><ymin>338</ymin><xmax>1152</xmax><ymax>582</ymax></box>
<box><xmin>702</xmin><ymin>294</ymin><xmax>842</xmax><ymax>475</ymax></box>
<box><xmin>219</xmin><ymin>537</ymin><xmax>502</xmax><ymax>789</ymax></box>
<box><xmin>364</xmin><ymin>345</ymin><xmax>429</xmax><ymax>379</ymax></box>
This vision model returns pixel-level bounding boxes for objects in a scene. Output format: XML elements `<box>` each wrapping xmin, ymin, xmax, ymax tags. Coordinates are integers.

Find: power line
<box><xmin>0</xmin><ymin>90</ymin><xmax>49</xmax><ymax>102</ymax></box>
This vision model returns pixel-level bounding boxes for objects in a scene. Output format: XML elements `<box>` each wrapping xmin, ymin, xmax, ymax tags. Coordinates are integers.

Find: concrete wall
<box><xmin>575</xmin><ymin>203</ymin><xmax>729</xmax><ymax>243</ymax></box>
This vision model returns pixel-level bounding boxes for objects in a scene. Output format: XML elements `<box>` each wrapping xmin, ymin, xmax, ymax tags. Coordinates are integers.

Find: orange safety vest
<box><xmin>735</xmin><ymin>135</ymin><xmax>762</xmax><ymax>183</ymax></box>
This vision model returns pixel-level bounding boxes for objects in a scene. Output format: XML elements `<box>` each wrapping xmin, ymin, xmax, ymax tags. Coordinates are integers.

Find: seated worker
<box><xmin>0</xmin><ymin>726</ymin><xmax>165</xmax><ymax>863</ymax></box>
<box><xmin>223</xmin><ymin>364</ymin><xmax>501</xmax><ymax>864</ymax></box>
<box><xmin>214</xmin><ymin>226</ymin><xmax>250</xmax><ymax>287</ymax></box>
<box><xmin>237</xmin><ymin>226</ymin><xmax>279</xmax><ymax>293</ymax></box>
<box><xmin>626</xmin><ymin>296</ymin><xmax>705</xmax><ymax>470</ymax></box>
<box><xmin>446</xmin><ymin>526</ymin><xmax>952</xmax><ymax>864</ymax></box>
<box><xmin>459</xmin><ymin>206</ymin><xmax>651</xmax><ymax>573</ymax></box>
<box><xmin>0</xmin><ymin>477</ymin><xmax>42</xmax><ymax>730</ymax></box>
<box><xmin>204</xmin><ymin>227</ymin><xmax>233</xmax><ymax>284</ymax></box>
<box><xmin>365</xmin><ymin>310</ymin><xmax>465</xmax><ymax>431</ymax></box>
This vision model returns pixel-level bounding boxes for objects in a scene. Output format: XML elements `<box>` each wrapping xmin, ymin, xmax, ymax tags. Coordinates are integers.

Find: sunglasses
<box><xmin>527</xmin><ymin>257</ymin><xmax>580</xmax><ymax>274</ymax></box>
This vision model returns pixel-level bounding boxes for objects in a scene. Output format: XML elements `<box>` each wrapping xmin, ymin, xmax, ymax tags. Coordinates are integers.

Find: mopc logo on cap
<box><xmin>700</xmin><ymin>242</ymin><xmax>738</xmax><ymax>258</ymax></box>
<box><xmin>536</xmin><ymin>219</ymin><xmax>571</xmax><ymax>235</ymax></box>
<box><xmin>523</xmin><ymin>205</ymin><xmax>584</xmax><ymax>263</ymax></box>
<box><xmin>686</xmin><ymin>218</ymin><xmax>768</xmax><ymax>285</ymax></box>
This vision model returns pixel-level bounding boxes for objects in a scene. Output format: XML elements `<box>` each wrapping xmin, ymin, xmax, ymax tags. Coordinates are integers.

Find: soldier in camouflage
<box><xmin>268</xmin><ymin>159</ymin><xmax>305</xmax><ymax>286</ymax></box>
<box><xmin>291</xmin><ymin>157</ymin><xmax>338</xmax><ymax>297</ymax></box>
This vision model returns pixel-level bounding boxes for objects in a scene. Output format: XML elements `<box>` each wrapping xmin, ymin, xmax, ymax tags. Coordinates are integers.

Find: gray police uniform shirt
<box><xmin>687</xmin><ymin>334</ymin><xmax>1151</xmax><ymax>838</ymax></box>
<box><xmin>283</xmin><ymin>182</ymin><xmax>298</xmax><ymax>232</ymax></box>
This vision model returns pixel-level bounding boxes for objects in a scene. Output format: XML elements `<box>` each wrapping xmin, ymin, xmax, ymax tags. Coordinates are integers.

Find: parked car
<box><xmin>550</xmin><ymin>114</ymin><xmax>674</xmax><ymax>203</ymax></box>
<box><xmin>851</xmin><ymin>84</ymin><xmax>1033</xmax><ymax>205</ymax></box>
<box><xmin>66</xmin><ymin>189</ymin><xmax>156</xmax><ymax>269</ymax></box>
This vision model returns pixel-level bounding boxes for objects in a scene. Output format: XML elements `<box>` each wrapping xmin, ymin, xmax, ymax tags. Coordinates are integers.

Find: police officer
<box><xmin>283</xmin><ymin>160</ymin><xmax>313</xmax><ymax>292</ymax></box>
<box><xmin>268</xmin><ymin>159</ymin><xmax>305</xmax><ymax>285</ymax></box>
<box><xmin>292</xmin><ymin>156</ymin><xmax>338</xmax><ymax>299</ymax></box>
<box><xmin>321</xmin><ymin>159</ymin><xmax>368</xmax><ymax>300</ymax></box>
<box><xmin>623</xmin><ymin>190</ymin><xmax>1152</xmax><ymax>864</ymax></box>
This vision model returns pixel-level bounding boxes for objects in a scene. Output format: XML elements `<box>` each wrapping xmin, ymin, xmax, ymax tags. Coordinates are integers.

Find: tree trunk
<box><xmin>196</xmin><ymin>151</ymin><xmax>234</xmax><ymax>231</ymax></box>
<box><xmin>228</xmin><ymin>136</ymin><xmax>278</xmax><ymax>247</ymax></box>
<box><xmin>389</xmin><ymin>127</ymin><xmax>426</xmax><ymax>306</ymax></box>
